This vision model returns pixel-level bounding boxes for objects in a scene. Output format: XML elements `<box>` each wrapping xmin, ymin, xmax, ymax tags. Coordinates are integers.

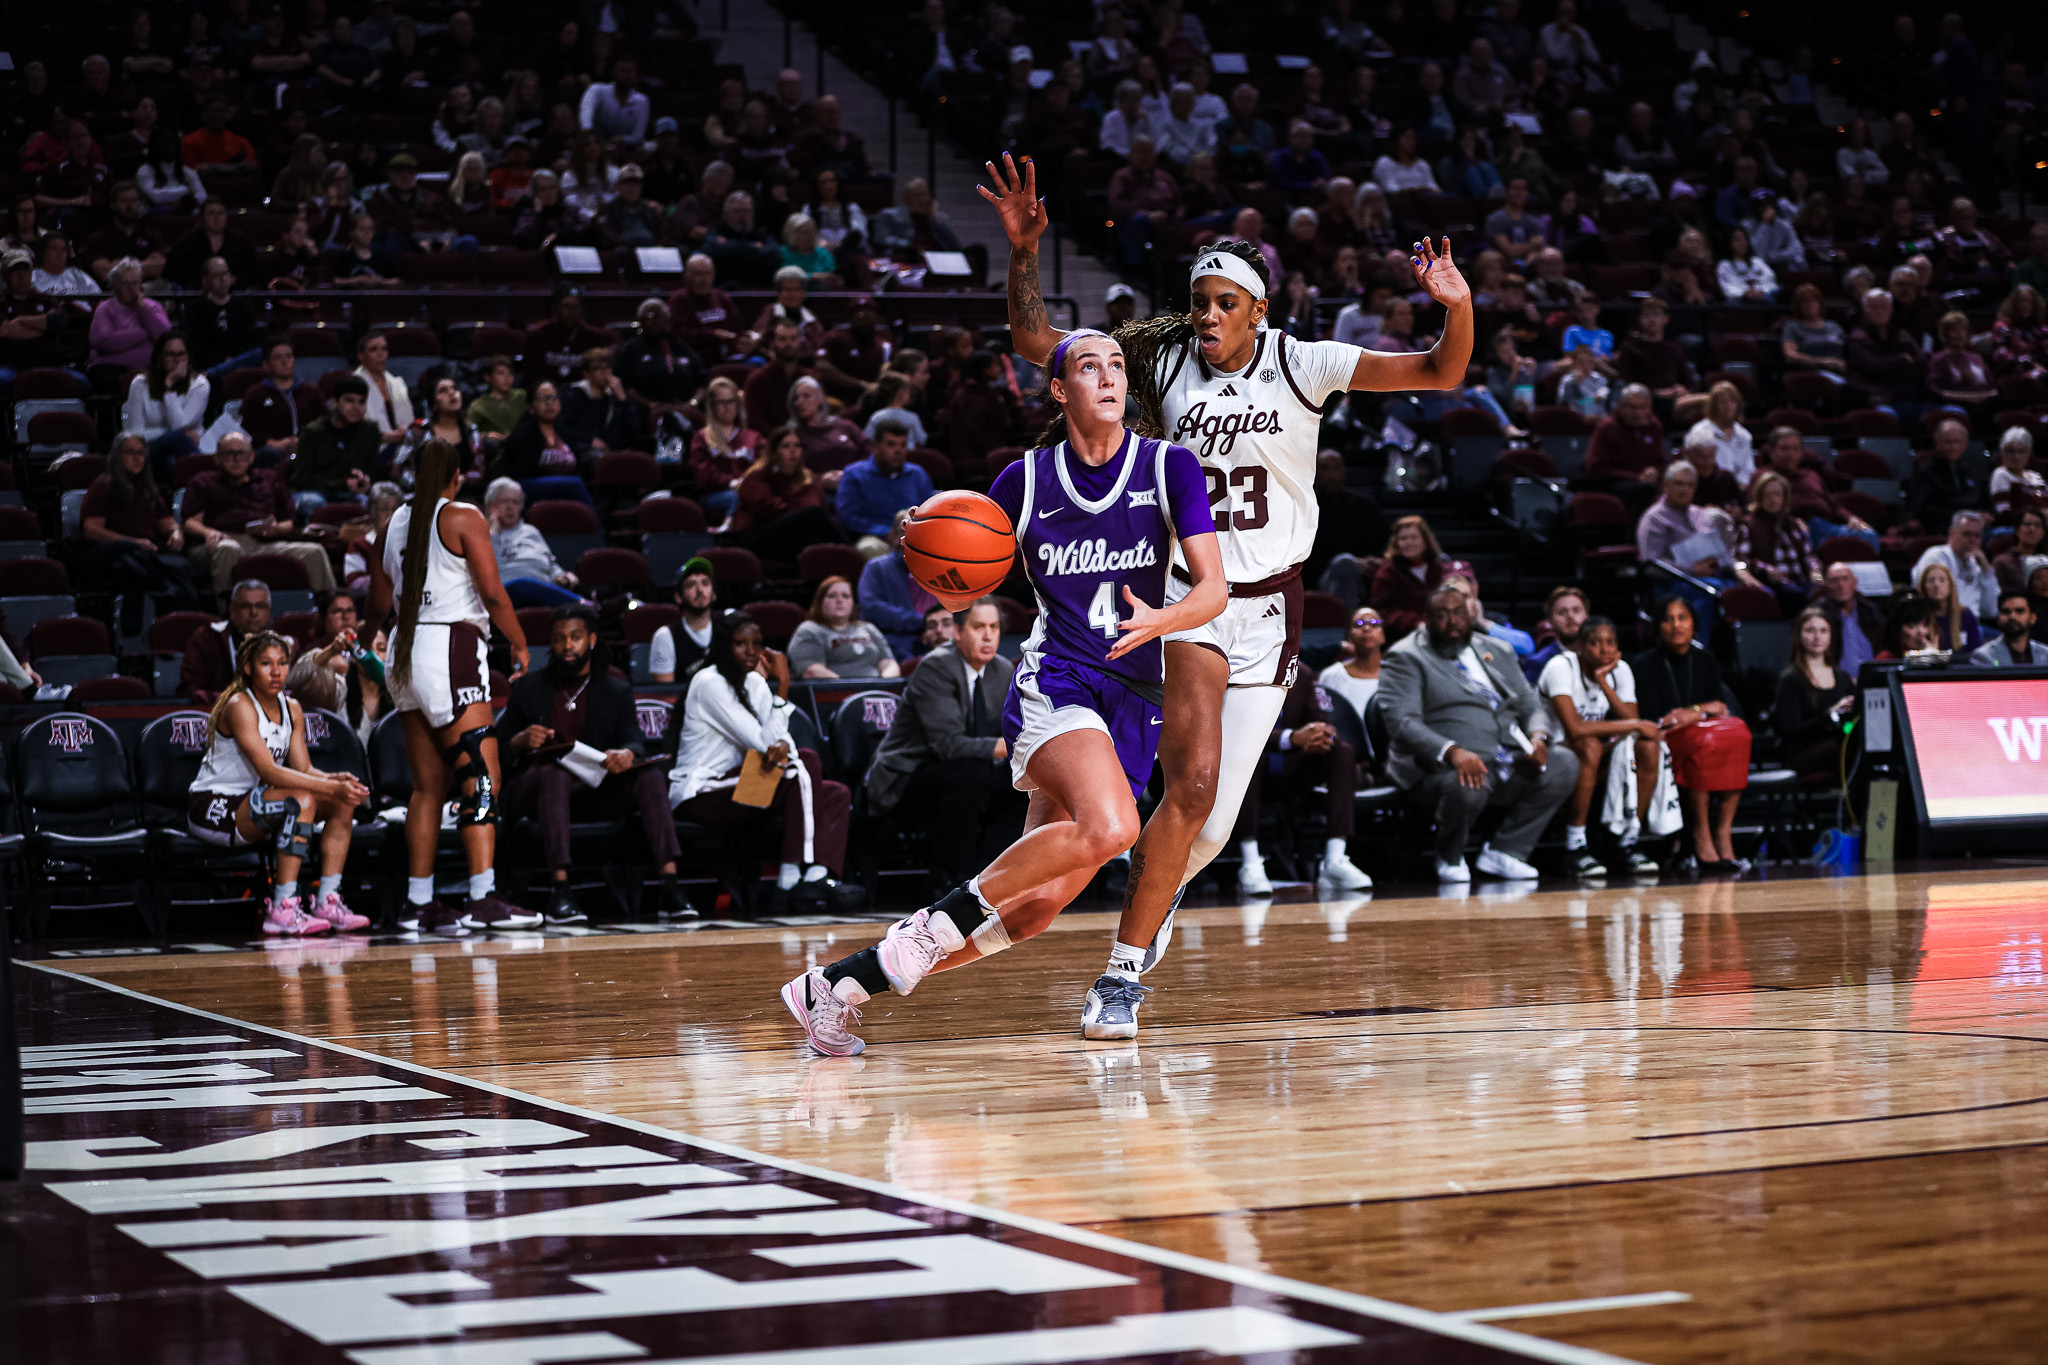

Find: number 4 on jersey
<box><xmin>1088</xmin><ymin>581</ymin><xmax>1119</xmax><ymax>639</ymax></box>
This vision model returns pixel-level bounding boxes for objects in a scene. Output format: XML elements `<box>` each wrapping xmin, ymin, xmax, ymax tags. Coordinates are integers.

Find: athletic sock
<box><xmin>407</xmin><ymin>876</ymin><xmax>435</xmax><ymax>906</ymax></box>
<box><xmin>801</xmin><ymin>864</ymin><xmax>829</xmax><ymax>883</ymax></box>
<box><xmin>931</xmin><ymin>883</ymin><xmax>990</xmax><ymax>938</ymax></box>
<box><xmin>1105</xmin><ymin>939</ymin><xmax>1145</xmax><ymax>980</ymax></box>
<box><xmin>822</xmin><ymin>948</ymin><xmax>889</xmax><ymax>1000</ymax></box>
<box><xmin>468</xmin><ymin>869</ymin><xmax>495</xmax><ymax>901</ymax></box>
<box><xmin>318</xmin><ymin>874</ymin><xmax>342</xmax><ymax>900</ymax></box>
<box><xmin>1324</xmin><ymin>836</ymin><xmax>1349</xmax><ymax>864</ymax></box>
<box><xmin>1239</xmin><ymin>839</ymin><xmax>1261</xmax><ymax>864</ymax></box>
<box><xmin>1565</xmin><ymin>825</ymin><xmax>1588</xmax><ymax>851</ymax></box>
<box><xmin>778</xmin><ymin>862</ymin><xmax>802</xmax><ymax>890</ymax></box>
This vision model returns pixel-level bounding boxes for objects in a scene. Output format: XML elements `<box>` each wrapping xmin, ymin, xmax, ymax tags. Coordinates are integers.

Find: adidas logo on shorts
<box><xmin>1262</xmin><ymin>603</ymin><xmax>1281</xmax><ymax>618</ymax></box>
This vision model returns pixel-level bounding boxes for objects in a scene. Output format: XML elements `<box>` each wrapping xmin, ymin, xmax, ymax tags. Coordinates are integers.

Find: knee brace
<box><xmin>442</xmin><ymin>725</ymin><xmax>498</xmax><ymax>827</ymax></box>
<box><xmin>247</xmin><ymin>791</ymin><xmax>312</xmax><ymax>860</ymax></box>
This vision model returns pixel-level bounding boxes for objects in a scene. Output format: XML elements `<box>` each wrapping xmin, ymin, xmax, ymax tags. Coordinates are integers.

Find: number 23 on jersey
<box><xmin>1204</xmin><ymin>465</ymin><xmax>1270</xmax><ymax>533</ymax></box>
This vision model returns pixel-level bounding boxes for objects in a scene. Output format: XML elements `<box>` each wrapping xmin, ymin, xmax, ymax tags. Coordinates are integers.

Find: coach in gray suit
<box><xmin>866</xmin><ymin>596</ymin><xmax>1026</xmax><ymax>886</ymax></box>
<box><xmin>1380</xmin><ymin>583</ymin><xmax>1578</xmax><ymax>882</ymax></box>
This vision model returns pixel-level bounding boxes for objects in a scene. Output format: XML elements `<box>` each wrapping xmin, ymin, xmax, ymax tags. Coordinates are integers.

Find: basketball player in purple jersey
<box><xmin>984</xmin><ymin>153</ymin><xmax>1474</xmax><ymax>1036</ymax></box>
<box><xmin>781</xmin><ymin>331</ymin><xmax>1225</xmax><ymax>1055</ymax></box>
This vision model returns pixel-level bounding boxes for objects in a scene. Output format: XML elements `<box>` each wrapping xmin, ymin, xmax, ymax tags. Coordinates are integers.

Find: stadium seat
<box><xmin>26</xmin><ymin>411</ymin><xmax>96</xmax><ymax>455</ymax></box>
<box><xmin>908</xmin><ymin>448</ymin><xmax>955</xmax><ymax>487</ymax></box>
<box><xmin>1528</xmin><ymin>406</ymin><xmax>1592</xmax><ymax>436</ymax></box>
<box><xmin>635</xmin><ymin>497</ymin><xmax>707</xmax><ymax>534</ymax></box>
<box><xmin>516</xmin><ymin>606</ymin><xmax>555</xmax><ymax>645</ymax></box>
<box><xmin>15</xmin><ymin>712</ymin><xmax>154</xmax><ymax>932</ymax></box>
<box><xmin>642</xmin><ymin>529</ymin><xmax>715</xmax><ymax>586</ymax></box>
<box><xmin>623</xmin><ymin>603</ymin><xmax>680</xmax><ymax>643</ymax></box>
<box><xmin>528</xmin><ymin>499</ymin><xmax>605</xmax><ymax>570</ymax></box>
<box><xmin>701</xmin><ymin>546</ymin><xmax>763</xmax><ymax>590</ymax></box>
<box><xmin>133</xmin><ymin>710</ymin><xmax>260</xmax><ymax>868</ymax></box>
<box><xmin>1834</xmin><ymin>449</ymin><xmax>1895</xmax><ymax>480</ymax></box>
<box><xmin>746</xmin><ymin>599</ymin><xmax>806</xmax><ymax>648</ymax></box>
<box><xmin>593</xmin><ymin>451</ymin><xmax>662</xmax><ymax>500</ymax></box>
<box><xmin>1301</xmin><ymin>591</ymin><xmax>1349</xmax><ymax>629</ymax></box>
<box><xmin>275</xmin><ymin>610</ymin><xmax>321</xmax><ymax>644</ymax></box>
<box><xmin>1719</xmin><ymin>585</ymin><xmax>1782</xmax><ymax>622</ymax></box>
<box><xmin>1440</xmin><ymin>407</ymin><xmax>1502</xmax><ymax>437</ymax></box>
<box><xmin>1765</xmin><ymin>407</ymin><xmax>1820</xmax><ymax>437</ymax></box>
<box><xmin>47</xmin><ymin>454</ymin><xmax>106</xmax><ymax>492</ymax></box>
<box><xmin>575</xmin><ymin>547</ymin><xmax>652</xmax><ymax>595</ymax></box>
<box><xmin>70</xmin><ymin>676</ymin><xmax>150</xmax><ymax>702</ymax></box>
<box><xmin>1847</xmin><ymin>409</ymin><xmax>1903</xmax><ymax>440</ymax></box>
<box><xmin>797</xmin><ymin>543</ymin><xmax>867</xmax><ymax>587</ymax></box>
<box><xmin>1817</xmin><ymin>536</ymin><xmax>1878</xmax><ymax>565</ymax></box>
<box><xmin>828</xmin><ymin>688</ymin><xmax>899</xmax><ymax>787</ymax></box>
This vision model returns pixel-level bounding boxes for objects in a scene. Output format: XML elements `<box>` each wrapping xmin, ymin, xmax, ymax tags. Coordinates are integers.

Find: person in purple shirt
<box><xmin>781</xmin><ymin>329</ymin><xmax>1227</xmax><ymax>1056</ymax></box>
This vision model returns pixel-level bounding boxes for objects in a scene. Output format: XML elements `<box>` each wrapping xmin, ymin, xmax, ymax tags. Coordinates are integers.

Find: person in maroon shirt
<box><xmin>81</xmin><ymin>181</ymin><xmax>170</xmax><ymax>285</ymax></box>
<box><xmin>1613</xmin><ymin>297</ymin><xmax>1698</xmax><ymax>419</ymax></box>
<box><xmin>77</xmin><ymin>430</ymin><xmax>200</xmax><ymax>627</ymax></box>
<box><xmin>666</xmin><ymin>252</ymin><xmax>744</xmax><ymax>360</ymax></box>
<box><xmin>521</xmin><ymin>286</ymin><xmax>616</xmax><ymax>390</ymax></box>
<box><xmin>1845</xmin><ymin>288</ymin><xmax>1926</xmax><ymax>410</ymax></box>
<box><xmin>1584</xmin><ymin>384</ymin><xmax>1667</xmax><ymax>517</ymax></box>
<box><xmin>743</xmin><ymin>317</ymin><xmax>817</xmax><ymax>433</ymax></box>
<box><xmin>813</xmin><ymin>296</ymin><xmax>892</xmax><ymax>403</ymax></box>
<box><xmin>179</xmin><ymin>578</ymin><xmax>278</xmax><ymax>704</ymax></box>
<box><xmin>181</xmin><ymin>431</ymin><xmax>337</xmax><ymax>601</ymax></box>
<box><xmin>732</xmin><ymin>424</ymin><xmax>843</xmax><ymax>563</ymax></box>
<box><xmin>240</xmin><ymin>339</ymin><xmax>327</xmax><ymax>459</ymax></box>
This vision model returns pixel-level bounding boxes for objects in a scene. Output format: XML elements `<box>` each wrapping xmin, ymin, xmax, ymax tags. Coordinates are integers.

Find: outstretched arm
<box><xmin>1348</xmin><ymin>237</ymin><xmax>1475</xmax><ymax>392</ymax></box>
<box><xmin>980</xmin><ymin>153</ymin><xmax>1069</xmax><ymax>367</ymax></box>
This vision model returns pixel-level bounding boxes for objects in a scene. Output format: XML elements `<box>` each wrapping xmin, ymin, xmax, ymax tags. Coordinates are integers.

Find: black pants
<box><xmin>890</xmin><ymin>755</ymin><xmax>1028</xmax><ymax>884</ymax></box>
<box><xmin>71</xmin><ymin>540</ymin><xmax>201</xmax><ymax>630</ymax></box>
<box><xmin>509</xmin><ymin>763</ymin><xmax>683</xmax><ymax>872</ymax></box>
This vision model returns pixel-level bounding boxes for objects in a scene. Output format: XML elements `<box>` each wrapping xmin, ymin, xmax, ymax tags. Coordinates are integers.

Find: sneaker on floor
<box><xmin>1436</xmin><ymin>857</ymin><xmax>1472</xmax><ymax>883</ymax></box>
<box><xmin>262</xmin><ymin>896</ymin><xmax>332</xmax><ymax>937</ymax></box>
<box><xmin>1620</xmin><ymin>843</ymin><xmax>1661</xmax><ymax>875</ymax></box>
<box><xmin>544</xmin><ymin>886</ymin><xmax>587</xmax><ymax>926</ymax></box>
<box><xmin>1317</xmin><ymin>852</ymin><xmax>1373</xmax><ymax>891</ymax></box>
<box><xmin>877</xmin><ymin>907</ymin><xmax>966</xmax><ymax>996</ymax></box>
<box><xmin>460</xmin><ymin>895</ymin><xmax>542</xmax><ymax>931</ymax></box>
<box><xmin>310</xmin><ymin>891</ymin><xmax>372</xmax><ymax>931</ymax></box>
<box><xmin>790</xmin><ymin>874</ymin><xmax>866</xmax><ymax>911</ymax></box>
<box><xmin>1566</xmin><ymin>850</ymin><xmax>1608</xmax><ymax>878</ymax></box>
<box><xmin>1475</xmin><ymin>845</ymin><xmax>1541</xmax><ymax>880</ymax></box>
<box><xmin>1080</xmin><ymin>973</ymin><xmax>1153</xmax><ymax>1041</ymax></box>
<box><xmin>1237</xmin><ymin>856</ymin><xmax>1273</xmax><ymax>897</ymax></box>
<box><xmin>1139</xmin><ymin>887</ymin><xmax>1186</xmax><ymax>975</ymax></box>
<box><xmin>780</xmin><ymin>967</ymin><xmax>865</xmax><ymax>1056</ymax></box>
<box><xmin>408</xmin><ymin>900</ymin><xmax>470</xmax><ymax>936</ymax></box>
<box><xmin>656</xmin><ymin>883</ymin><xmax>700</xmax><ymax>920</ymax></box>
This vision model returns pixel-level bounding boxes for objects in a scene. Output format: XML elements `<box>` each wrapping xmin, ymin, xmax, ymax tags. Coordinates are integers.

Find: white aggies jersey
<box><xmin>1156</xmin><ymin>330</ymin><xmax>1362</xmax><ymax>582</ymax></box>
<box><xmin>383</xmin><ymin>497</ymin><xmax>489</xmax><ymax>629</ymax></box>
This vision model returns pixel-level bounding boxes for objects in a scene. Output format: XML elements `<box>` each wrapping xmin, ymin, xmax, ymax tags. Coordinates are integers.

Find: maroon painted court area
<box><xmin>5</xmin><ymin>963</ymin><xmax>1615</xmax><ymax>1364</ymax></box>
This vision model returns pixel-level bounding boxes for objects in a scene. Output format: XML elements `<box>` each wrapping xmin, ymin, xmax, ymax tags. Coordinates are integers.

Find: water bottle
<box><xmin>350</xmin><ymin>637</ymin><xmax>386</xmax><ymax>686</ymax></box>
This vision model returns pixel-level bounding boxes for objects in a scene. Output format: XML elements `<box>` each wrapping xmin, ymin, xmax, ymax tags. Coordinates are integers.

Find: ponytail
<box><xmin>388</xmin><ymin>440</ymin><xmax>464</xmax><ymax>689</ymax></box>
<box><xmin>1035</xmin><ymin>313</ymin><xmax>1193</xmax><ymax>448</ymax></box>
<box><xmin>207</xmin><ymin>630</ymin><xmax>291</xmax><ymax>740</ymax></box>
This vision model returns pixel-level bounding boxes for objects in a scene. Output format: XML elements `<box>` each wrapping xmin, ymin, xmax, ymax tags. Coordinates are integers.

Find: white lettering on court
<box><xmin>30</xmin><ymin>1119</ymin><xmax>587</xmax><ymax>1171</ymax></box>
<box><xmin>126</xmin><ymin>1187</ymin><xmax>924</xmax><ymax>1278</ymax></box>
<box><xmin>232</xmin><ymin>1236</ymin><xmax>1137</xmax><ymax>1344</ymax></box>
<box><xmin>25</xmin><ymin>1074</ymin><xmax>444</xmax><ymax>1115</ymax></box>
<box><xmin>49</xmin><ymin>1148</ymin><xmax>739</xmax><ymax>1214</ymax></box>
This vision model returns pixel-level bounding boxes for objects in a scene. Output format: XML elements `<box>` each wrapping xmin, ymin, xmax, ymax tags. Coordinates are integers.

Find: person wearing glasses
<box><xmin>1318</xmin><ymin>606</ymin><xmax>1385</xmax><ymax>719</ymax></box>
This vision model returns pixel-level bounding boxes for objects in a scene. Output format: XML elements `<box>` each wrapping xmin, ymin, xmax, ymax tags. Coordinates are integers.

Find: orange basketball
<box><xmin>901</xmin><ymin>490</ymin><xmax>1016</xmax><ymax>608</ymax></box>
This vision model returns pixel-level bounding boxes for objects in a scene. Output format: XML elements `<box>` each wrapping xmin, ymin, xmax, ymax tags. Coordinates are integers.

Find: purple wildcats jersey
<box><xmin>988</xmin><ymin>431</ymin><xmax>1214</xmax><ymax>688</ymax></box>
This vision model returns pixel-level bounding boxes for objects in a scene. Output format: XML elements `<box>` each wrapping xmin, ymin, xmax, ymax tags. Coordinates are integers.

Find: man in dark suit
<box><xmin>865</xmin><ymin>596</ymin><xmax>1025</xmax><ymax>889</ymax></box>
<box><xmin>498</xmin><ymin>604</ymin><xmax>691</xmax><ymax>924</ymax></box>
<box><xmin>1380</xmin><ymin>582</ymin><xmax>1577</xmax><ymax>882</ymax></box>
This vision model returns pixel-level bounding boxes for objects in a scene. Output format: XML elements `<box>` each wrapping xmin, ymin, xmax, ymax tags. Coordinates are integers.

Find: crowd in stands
<box><xmin>6</xmin><ymin>1</ymin><xmax>2048</xmax><ymax>914</ymax></box>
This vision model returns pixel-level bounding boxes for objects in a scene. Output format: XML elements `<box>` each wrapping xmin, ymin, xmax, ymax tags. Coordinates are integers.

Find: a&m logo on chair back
<box><xmin>48</xmin><ymin>718</ymin><xmax>92</xmax><ymax>754</ymax></box>
<box><xmin>636</xmin><ymin>699</ymin><xmax>671</xmax><ymax>742</ymax></box>
<box><xmin>303</xmin><ymin>711</ymin><xmax>331</xmax><ymax>746</ymax></box>
<box><xmin>863</xmin><ymin>695</ymin><xmax>898</xmax><ymax>729</ymax></box>
<box><xmin>169</xmin><ymin>716</ymin><xmax>208</xmax><ymax>754</ymax></box>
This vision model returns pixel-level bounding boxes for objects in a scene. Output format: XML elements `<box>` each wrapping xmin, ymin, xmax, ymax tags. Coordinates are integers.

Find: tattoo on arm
<box><xmin>1012</xmin><ymin>247</ymin><xmax>1046</xmax><ymax>336</ymax></box>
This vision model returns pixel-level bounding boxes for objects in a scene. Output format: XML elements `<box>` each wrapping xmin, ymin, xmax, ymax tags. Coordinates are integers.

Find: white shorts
<box><xmin>1162</xmin><ymin>570</ymin><xmax>1304</xmax><ymax>688</ymax></box>
<box><xmin>390</xmin><ymin>621</ymin><xmax>490</xmax><ymax>729</ymax></box>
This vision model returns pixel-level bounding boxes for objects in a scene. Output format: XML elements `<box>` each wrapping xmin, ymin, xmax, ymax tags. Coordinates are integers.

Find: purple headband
<box><xmin>1047</xmin><ymin>328</ymin><xmax>1110</xmax><ymax>380</ymax></box>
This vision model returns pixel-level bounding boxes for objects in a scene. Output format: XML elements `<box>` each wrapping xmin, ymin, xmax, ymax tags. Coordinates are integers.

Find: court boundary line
<box><xmin>20</xmin><ymin>960</ymin><xmax>1649</xmax><ymax>1365</ymax></box>
<box><xmin>1452</xmin><ymin>1293</ymin><xmax>1693</xmax><ymax>1323</ymax></box>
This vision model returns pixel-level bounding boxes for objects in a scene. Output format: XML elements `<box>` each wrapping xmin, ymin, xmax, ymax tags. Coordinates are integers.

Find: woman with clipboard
<box><xmin>663</xmin><ymin>611</ymin><xmax>860</xmax><ymax>911</ymax></box>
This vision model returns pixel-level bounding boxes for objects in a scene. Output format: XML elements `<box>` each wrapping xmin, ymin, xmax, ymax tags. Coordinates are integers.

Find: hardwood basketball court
<box><xmin>14</xmin><ymin>866</ymin><xmax>2047</xmax><ymax>1363</ymax></box>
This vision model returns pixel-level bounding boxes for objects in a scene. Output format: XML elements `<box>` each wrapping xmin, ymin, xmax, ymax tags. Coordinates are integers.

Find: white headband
<box><xmin>1191</xmin><ymin>250</ymin><xmax>1266</xmax><ymax>301</ymax></box>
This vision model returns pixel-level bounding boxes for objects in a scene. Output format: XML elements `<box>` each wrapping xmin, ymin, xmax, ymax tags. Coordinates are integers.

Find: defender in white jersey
<box><xmin>986</xmin><ymin>152</ymin><xmax>1473</xmax><ymax>1022</ymax></box>
<box><xmin>368</xmin><ymin>440</ymin><xmax>539</xmax><ymax>936</ymax></box>
<box><xmin>187</xmin><ymin>629</ymin><xmax>372</xmax><ymax>936</ymax></box>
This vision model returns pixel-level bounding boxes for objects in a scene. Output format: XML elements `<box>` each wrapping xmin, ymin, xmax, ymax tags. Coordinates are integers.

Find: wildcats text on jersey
<box><xmin>1038</xmin><ymin>536</ymin><xmax>1160</xmax><ymax>576</ymax></box>
<box><xmin>1170</xmin><ymin>401</ymin><xmax>1285</xmax><ymax>457</ymax></box>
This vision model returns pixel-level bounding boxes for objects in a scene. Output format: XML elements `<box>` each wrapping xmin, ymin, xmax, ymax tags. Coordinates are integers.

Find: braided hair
<box><xmin>388</xmin><ymin>440</ymin><xmax>464</xmax><ymax>690</ymax></box>
<box><xmin>1034</xmin><ymin>239</ymin><xmax>1269</xmax><ymax>448</ymax></box>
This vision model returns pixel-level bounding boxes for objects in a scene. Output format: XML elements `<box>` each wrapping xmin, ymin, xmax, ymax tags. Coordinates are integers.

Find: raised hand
<box><xmin>978</xmin><ymin>152</ymin><xmax>1049</xmax><ymax>249</ymax></box>
<box><xmin>1408</xmin><ymin>236</ymin><xmax>1471</xmax><ymax>310</ymax></box>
